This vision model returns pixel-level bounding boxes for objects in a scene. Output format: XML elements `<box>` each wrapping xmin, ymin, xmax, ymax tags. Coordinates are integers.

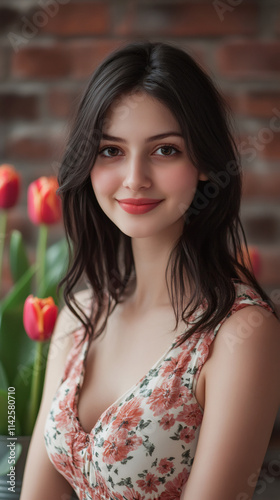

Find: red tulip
<box><xmin>247</xmin><ymin>246</ymin><xmax>261</xmax><ymax>278</ymax></box>
<box><xmin>27</xmin><ymin>176</ymin><xmax>61</xmax><ymax>225</ymax></box>
<box><xmin>0</xmin><ymin>164</ymin><xmax>21</xmax><ymax>209</ymax></box>
<box><xmin>23</xmin><ymin>295</ymin><xmax>58</xmax><ymax>341</ymax></box>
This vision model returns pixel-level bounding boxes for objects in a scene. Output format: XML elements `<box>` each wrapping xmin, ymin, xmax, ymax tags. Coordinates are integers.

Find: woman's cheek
<box><xmin>158</xmin><ymin>164</ymin><xmax>198</xmax><ymax>193</ymax></box>
<box><xmin>91</xmin><ymin>167</ymin><xmax>118</xmax><ymax>195</ymax></box>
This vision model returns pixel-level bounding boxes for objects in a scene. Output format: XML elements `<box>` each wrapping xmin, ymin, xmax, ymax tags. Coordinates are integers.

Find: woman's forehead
<box><xmin>102</xmin><ymin>92</ymin><xmax>182</xmax><ymax>137</ymax></box>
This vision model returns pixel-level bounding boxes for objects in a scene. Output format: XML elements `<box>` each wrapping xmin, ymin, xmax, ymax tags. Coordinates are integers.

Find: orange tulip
<box><xmin>23</xmin><ymin>295</ymin><xmax>58</xmax><ymax>341</ymax></box>
<box><xmin>27</xmin><ymin>176</ymin><xmax>61</xmax><ymax>225</ymax></box>
<box><xmin>0</xmin><ymin>164</ymin><xmax>21</xmax><ymax>209</ymax></box>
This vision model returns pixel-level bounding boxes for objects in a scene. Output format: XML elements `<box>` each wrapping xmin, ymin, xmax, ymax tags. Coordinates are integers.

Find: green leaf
<box><xmin>0</xmin><ymin>362</ymin><xmax>9</xmax><ymax>392</ymax></box>
<box><xmin>0</xmin><ymin>390</ymin><xmax>8</xmax><ymax>434</ymax></box>
<box><xmin>0</xmin><ymin>268</ymin><xmax>37</xmax><ymax>400</ymax></box>
<box><xmin>20</xmin><ymin>341</ymin><xmax>49</xmax><ymax>436</ymax></box>
<box><xmin>9</xmin><ymin>230</ymin><xmax>30</xmax><ymax>284</ymax></box>
<box><xmin>0</xmin><ymin>440</ymin><xmax>22</xmax><ymax>475</ymax></box>
<box><xmin>0</xmin><ymin>389</ymin><xmax>22</xmax><ymax>437</ymax></box>
<box><xmin>38</xmin><ymin>238</ymin><xmax>68</xmax><ymax>301</ymax></box>
<box><xmin>12</xmin><ymin>362</ymin><xmax>33</xmax><ymax>434</ymax></box>
<box><xmin>0</xmin><ymin>265</ymin><xmax>37</xmax><ymax>394</ymax></box>
<box><xmin>0</xmin><ymin>309</ymin><xmax>36</xmax><ymax>396</ymax></box>
<box><xmin>0</xmin><ymin>264</ymin><xmax>36</xmax><ymax>314</ymax></box>
<box><xmin>0</xmin><ymin>237</ymin><xmax>67</xmax><ymax>436</ymax></box>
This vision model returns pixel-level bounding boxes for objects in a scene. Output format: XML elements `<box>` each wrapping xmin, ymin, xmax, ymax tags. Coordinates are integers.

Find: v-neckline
<box><xmin>74</xmin><ymin>328</ymin><xmax>189</xmax><ymax>437</ymax></box>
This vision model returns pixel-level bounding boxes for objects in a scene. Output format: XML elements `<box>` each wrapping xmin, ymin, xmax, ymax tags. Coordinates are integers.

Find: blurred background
<box><xmin>0</xmin><ymin>0</ymin><xmax>280</xmax><ymax>497</ymax></box>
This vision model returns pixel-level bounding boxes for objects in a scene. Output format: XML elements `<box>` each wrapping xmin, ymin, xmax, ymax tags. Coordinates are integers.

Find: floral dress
<box><xmin>44</xmin><ymin>282</ymin><xmax>273</xmax><ymax>500</ymax></box>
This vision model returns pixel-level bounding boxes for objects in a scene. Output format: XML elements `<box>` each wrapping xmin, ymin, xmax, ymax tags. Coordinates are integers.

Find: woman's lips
<box><xmin>117</xmin><ymin>198</ymin><xmax>163</xmax><ymax>214</ymax></box>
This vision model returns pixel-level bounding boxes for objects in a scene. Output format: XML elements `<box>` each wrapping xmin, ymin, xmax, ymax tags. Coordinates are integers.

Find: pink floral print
<box><xmin>44</xmin><ymin>282</ymin><xmax>273</xmax><ymax>499</ymax></box>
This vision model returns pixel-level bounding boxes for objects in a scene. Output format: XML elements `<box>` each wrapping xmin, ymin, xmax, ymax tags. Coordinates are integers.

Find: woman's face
<box><xmin>90</xmin><ymin>92</ymin><xmax>206</xmax><ymax>239</ymax></box>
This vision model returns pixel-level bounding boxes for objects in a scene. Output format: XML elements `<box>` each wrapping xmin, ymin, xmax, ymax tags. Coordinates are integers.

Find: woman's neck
<box><xmin>126</xmin><ymin>219</ymin><xmax>184</xmax><ymax>311</ymax></box>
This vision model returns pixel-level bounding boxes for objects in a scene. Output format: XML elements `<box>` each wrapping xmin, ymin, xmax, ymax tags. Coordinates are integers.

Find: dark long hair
<box><xmin>57</xmin><ymin>41</ymin><xmax>273</xmax><ymax>347</ymax></box>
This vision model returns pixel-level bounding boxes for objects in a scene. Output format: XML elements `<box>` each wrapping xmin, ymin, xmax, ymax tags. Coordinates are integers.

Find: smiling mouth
<box><xmin>116</xmin><ymin>198</ymin><xmax>164</xmax><ymax>214</ymax></box>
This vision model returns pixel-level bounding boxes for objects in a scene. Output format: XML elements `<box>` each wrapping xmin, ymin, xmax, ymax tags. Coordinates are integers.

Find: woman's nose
<box><xmin>122</xmin><ymin>155</ymin><xmax>152</xmax><ymax>191</ymax></box>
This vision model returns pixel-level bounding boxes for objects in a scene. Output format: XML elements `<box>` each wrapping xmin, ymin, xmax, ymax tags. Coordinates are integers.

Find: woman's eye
<box><xmin>99</xmin><ymin>147</ymin><xmax>122</xmax><ymax>157</ymax></box>
<box><xmin>155</xmin><ymin>146</ymin><xmax>179</xmax><ymax>156</ymax></box>
<box><xmin>98</xmin><ymin>145</ymin><xmax>179</xmax><ymax>158</ymax></box>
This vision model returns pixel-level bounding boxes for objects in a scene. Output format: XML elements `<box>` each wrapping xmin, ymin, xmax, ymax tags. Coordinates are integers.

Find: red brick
<box><xmin>216</xmin><ymin>41</ymin><xmax>280</xmax><ymax>78</ymax></box>
<box><xmin>11</xmin><ymin>44</ymin><xmax>71</xmax><ymax>80</ymax></box>
<box><xmin>236</xmin><ymin>92</ymin><xmax>280</xmax><ymax>118</ymax></box>
<box><xmin>113</xmin><ymin>2</ymin><xmax>257</xmax><ymax>37</ymax></box>
<box><xmin>0</xmin><ymin>93</ymin><xmax>39</xmax><ymax>120</ymax></box>
<box><xmin>238</xmin><ymin>128</ymin><xmax>280</xmax><ymax>162</ymax></box>
<box><xmin>47</xmin><ymin>88</ymin><xmax>81</xmax><ymax>119</ymax></box>
<box><xmin>69</xmin><ymin>39</ymin><xmax>125</xmax><ymax>79</ymax></box>
<box><xmin>38</xmin><ymin>2</ymin><xmax>110</xmax><ymax>36</ymax></box>
<box><xmin>6</xmin><ymin>135</ymin><xmax>63</xmax><ymax>161</ymax></box>
<box><xmin>243</xmin><ymin>171</ymin><xmax>280</xmax><ymax>199</ymax></box>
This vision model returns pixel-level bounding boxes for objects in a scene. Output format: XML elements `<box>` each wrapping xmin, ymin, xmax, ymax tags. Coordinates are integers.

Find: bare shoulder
<box><xmin>208</xmin><ymin>304</ymin><xmax>280</xmax><ymax>367</ymax></box>
<box><xmin>181</xmin><ymin>305</ymin><xmax>280</xmax><ymax>499</ymax></box>
<box><xmin>199</xmin><ymin>304</ymin><xmax>280</xmax><ymax>421</ymax></box>
<box><xmin>204</xmin><ymin>305</ymin><xmax>280</xmax><ymax>398</ymax></box>
<box><xmin>73</xmin><ymin>287</ymin><xmax>94</xmax><ymax>309</ymax></box>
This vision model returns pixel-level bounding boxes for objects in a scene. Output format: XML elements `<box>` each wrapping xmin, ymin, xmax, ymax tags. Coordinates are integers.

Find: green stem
<box><xmin>25</xmin><ymin>341</ymin><xmax>44</xmax><ymax>435</ymax></box>
<box><xmin>0</xmin><ymin>211</ymin><xmax>7</xmax><ymax>295</ymax></box>
<box><xmin>36</xmin><ymin>224</ymin><xmax>48</xmax><ymax>296</ymax></box>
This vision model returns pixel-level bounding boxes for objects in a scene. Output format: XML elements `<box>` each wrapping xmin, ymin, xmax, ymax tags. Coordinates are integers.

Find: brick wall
<box><xmin>0</xmin><ymin>0</ymin><xmax>280</xmax><ymax>307</ymax></box>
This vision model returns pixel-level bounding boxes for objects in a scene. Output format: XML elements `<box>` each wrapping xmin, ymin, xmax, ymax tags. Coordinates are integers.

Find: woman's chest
<box><xmin>47</xmin><ymin>354</ymin><xmax>203</xmax><ymax>499</ymax></box>
<box><xmin>45</xmin><ymin>309</ymin><xmax>207</xmax><ymax>498</ymax></box>
<box><xmin>77</xmin><ymin>306</ymin><xmax>205</xmax><ymax>435</ymax></box>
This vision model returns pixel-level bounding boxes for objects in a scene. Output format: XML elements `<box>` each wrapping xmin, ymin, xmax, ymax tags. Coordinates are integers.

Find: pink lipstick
<box><xmin>117</xmin><ymin>198</ymin><xmax>163</xmax><ymax>215</ymax></box>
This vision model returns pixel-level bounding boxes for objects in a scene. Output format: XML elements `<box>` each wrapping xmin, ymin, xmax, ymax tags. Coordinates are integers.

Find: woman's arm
<box><xmin>181</xmin><ymin>305</ymin><xmax>280</xmax><ymax>500</ymax></box>
<box><xmin>20</xmin><ymin>290</ymin><xmax>91</xmax><ymax>500</ymax></box>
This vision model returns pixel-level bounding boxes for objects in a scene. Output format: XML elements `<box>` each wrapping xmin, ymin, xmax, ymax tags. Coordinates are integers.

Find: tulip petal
<box><xmin>23</xmin><ymin>295</ymin><xmax>58</xmax><ymax>342</ymax></box>
<box><xmin>42</xmin><ymin>304</ymin><xmax>58</xmax><ymax>339</ymax></box>
<box><xmin>27</xmin><ymin>183</ymin><xmax>41</xmax><ymax>225</ymax></box>
<box><xmin>0</xmin><ymin>164</ymin><xmax>21</xmax><ymax>209</ymax></box>
<box><xmin>27</xmin><ymin>177</ymin><xmax>61</xmax><ymax>226</ymax></box>
<box><xmin>23</xmin><ymin>296</ymin><xmax>41</xmax><ymax>341</ymax></box>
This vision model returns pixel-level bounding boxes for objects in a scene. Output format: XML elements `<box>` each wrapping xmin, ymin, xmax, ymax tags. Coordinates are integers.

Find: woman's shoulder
<box><xmin>200</xmin><ymin>281</ymin><xmax>280</xmax><ymax>393</ymax></box>
<box><xmin>47</xmin><ymin>287</ymin><xmax>94</xmax><ymax>384</ymax></box>
<box><xmin>198</xmin><ymin>280</ymin><xmax>278</xmax><ymax>363</ymax></box>
<box><xmin>51</xmin><ymin>287</ymin><xmax>94</xmax><ymax>352</ymax></box>
<box><xmin>62</xmin><ymin>287</ymin><xmax>93</xmax><ymax>328</ymax></box>
<box><xmin>212</xmin><ymin>280</ymin><xmax>280</xmax><ymax>355</ymax></box>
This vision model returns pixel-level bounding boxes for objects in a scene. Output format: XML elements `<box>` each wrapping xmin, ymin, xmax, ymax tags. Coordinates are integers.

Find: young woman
<box><xmin>21</xmin><ymin>41</ymin><xmax>280</xmax><ymax>500</ymax></box>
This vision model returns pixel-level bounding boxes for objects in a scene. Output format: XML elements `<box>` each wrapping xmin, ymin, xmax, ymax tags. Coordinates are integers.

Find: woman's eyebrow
<box><xmin>101</xmin><ymin>132</ymin><xmax>183</xmax><ymax>143</ymax></box>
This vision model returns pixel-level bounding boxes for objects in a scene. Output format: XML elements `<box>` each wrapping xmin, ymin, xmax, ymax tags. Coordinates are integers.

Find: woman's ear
<box><xmin>198</xmin><ymin>172</ymin><xmax>208</xmax><ymax>181</ymax></box>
